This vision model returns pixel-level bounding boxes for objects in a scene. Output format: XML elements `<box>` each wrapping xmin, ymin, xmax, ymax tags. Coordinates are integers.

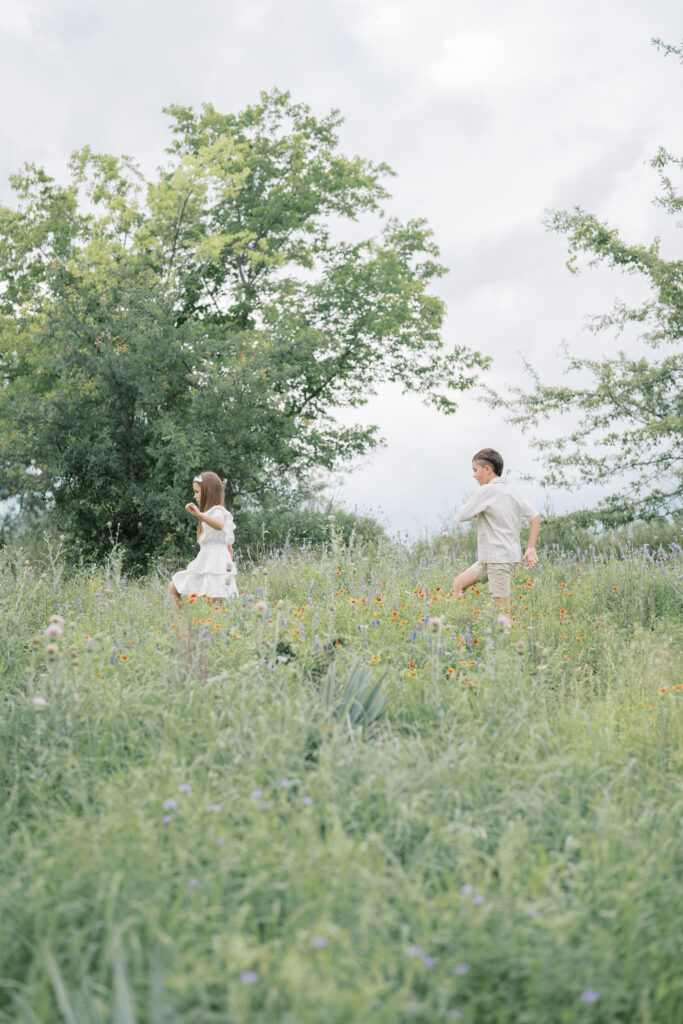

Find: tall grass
<box><xmin>0</xmin><ymin>530</ymin><xmax>681</xmax><ymax>1023</ymax></box>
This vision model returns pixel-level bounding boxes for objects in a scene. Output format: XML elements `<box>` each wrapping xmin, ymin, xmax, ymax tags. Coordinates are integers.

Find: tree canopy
<box><xmin>0</xmin><ymin>90</ymin><xmax>487</xmax><ymax>565</ymax></box>
<box><xmin>490</xmin><ymin>43</ymin><xmax>682</xmax><ymax>527</ymax></box>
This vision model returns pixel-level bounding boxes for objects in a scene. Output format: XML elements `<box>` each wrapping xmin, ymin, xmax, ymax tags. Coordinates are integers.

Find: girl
<box><xmin>168</xmin><ymin>472</ymin><xmax>238</xmax><ymax>610</ymax></box>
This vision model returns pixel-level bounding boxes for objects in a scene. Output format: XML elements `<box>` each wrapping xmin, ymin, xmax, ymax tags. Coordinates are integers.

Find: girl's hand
<box><xmin>185</xmin><ymin>502</ymin><xmax>200</xmax><ymax>518</ymax></box>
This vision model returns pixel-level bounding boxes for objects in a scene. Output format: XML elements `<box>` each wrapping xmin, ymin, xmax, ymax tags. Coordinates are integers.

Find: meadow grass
<box><xmin>0</xmin><ymin>530</ymin><xmax>681</xmax><ymax>1023</ymax></box>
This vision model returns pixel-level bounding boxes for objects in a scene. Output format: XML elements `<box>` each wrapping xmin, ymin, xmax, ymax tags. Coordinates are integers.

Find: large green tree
<box><xmin>491</xmin><ymin>44</ymin><xmax>682</xmax><ymax>527</ymax></box>
<box><xmin>0</xmin><ymin>91</ymin><xmax>486</xmax><ymax>565</ymax></box>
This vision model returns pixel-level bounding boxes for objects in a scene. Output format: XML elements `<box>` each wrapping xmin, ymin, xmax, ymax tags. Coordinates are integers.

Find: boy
<box><xmin>452</xmin><ymin>448</ymin><xmax>541</xmax><ymax>612</ymax></box>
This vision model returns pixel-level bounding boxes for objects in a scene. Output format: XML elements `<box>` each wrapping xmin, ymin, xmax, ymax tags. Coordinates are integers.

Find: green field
<box><xmin>1</xmin><ymin>532</ymin><xmax>681</xmax><ymax>1023</ymax></box>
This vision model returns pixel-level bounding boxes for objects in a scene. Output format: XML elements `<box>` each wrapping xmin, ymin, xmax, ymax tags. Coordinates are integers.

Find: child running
<box><xmin>452</xmin><ymin>448</ymin><xmax>541</xmax><ymax>613</ymax></box>
<box><xmin>168</xmin><ymin>471</ymin><xmax>238</xmax><ymax>611</ymax></box>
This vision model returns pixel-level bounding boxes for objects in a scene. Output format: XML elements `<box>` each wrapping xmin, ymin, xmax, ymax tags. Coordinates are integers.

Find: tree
<box><xmin>491</xmin><ymin>44</ymin><xmax>682</xmax><ymax>528</ymax></box>
<box><xmin>0</xmin><ymin>91</ymin><xmax>487</xmax><ymax>566</ymax></box>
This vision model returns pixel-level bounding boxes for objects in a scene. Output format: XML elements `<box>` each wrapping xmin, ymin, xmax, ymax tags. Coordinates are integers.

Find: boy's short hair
<box><xmin>472</xmin><ymin>448</ymin><xmax>504</xmax><ymax>477</ymax></box>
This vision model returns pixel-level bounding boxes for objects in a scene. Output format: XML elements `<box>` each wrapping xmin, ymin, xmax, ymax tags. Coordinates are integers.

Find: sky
<box><xmin>1</xmin><ymin>0</ymin><xmax>680</xmax><ymax>536</ymax></box>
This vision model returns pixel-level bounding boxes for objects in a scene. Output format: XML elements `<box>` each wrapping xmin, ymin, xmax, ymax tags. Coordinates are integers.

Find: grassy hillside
<box><xmin>1</xmin><ymin>531</ymin><xmax>681</xmax><ymax>1023</ymax></box>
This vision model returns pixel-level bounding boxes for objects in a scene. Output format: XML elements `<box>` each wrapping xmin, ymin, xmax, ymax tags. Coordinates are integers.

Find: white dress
<box><xmin>172</xmin><ymin>506</ymin><xmax>238</xmax><ymax>599</ymax></box>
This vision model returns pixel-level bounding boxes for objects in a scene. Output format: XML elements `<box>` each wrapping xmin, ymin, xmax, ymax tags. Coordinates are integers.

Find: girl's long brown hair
<box><xmin>195</xmin><ymin>471</ymin><xmax>225</xmax><ymax>539</ymax></box>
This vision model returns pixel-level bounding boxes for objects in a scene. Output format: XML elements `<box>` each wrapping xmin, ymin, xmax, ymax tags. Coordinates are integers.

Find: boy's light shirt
<box><xmin>457</xmin><ymin>477</ymin><xmax>540</xmax><ymax>562</ymax></box>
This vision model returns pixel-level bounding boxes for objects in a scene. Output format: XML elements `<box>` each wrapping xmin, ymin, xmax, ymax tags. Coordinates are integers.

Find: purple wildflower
<box><xmin>240</xmin><ymin>971</ymin><xmax>259</xmax><ymax>985</ymax></box>
<box><xmin>249</xmin><ymin>789</ymin><xmax>262</xmax><ymax>800</ymax></box>
<box><xmin>459</xmin><ymin>884</ymin><xmax>474</xmax><ymax>896</ymax></box>
<box><xmin>580</xmin><ymin>990</ymin><xmax>600</xmax><ymax>1004</ymax></box>
<box><xmin>179</xmin><ymin>783</ymin><xmax>192</xmax><ymax>794</ymax></box>
<box><xmin>162</xmin><ymin>798</ymin><xmax>177</xmax><ymax>811</ymax></box>
<box><xmin>472</xmin><ymin>894</ymin><xmax>485</xmax><ymax>906</ymax></box>
<box><xmin>300</xmin><ymin>796</ymin><xmax>312</xmax><ymax>806</ymax></box>
<box><xmin>455</xmin><ymin>962</ymin><xmax>470</xmax><ymax>976</ymax></box>
<box><xmin>311</xmin><ymin>935</ymin><xmax>328</xmax><ymax>949</ymax></box>
<box><xmin>162</xmin><ymin>814</ymin><xmax>174</xmax><ymax>824</ymax></box>
<box><xmin>278</xmin><ymin>778</ymin><xmax>291</xmax><ymax>788</ymax></box>
<box><xmin>404</xmin><ymin>946</ymin><xmax>435</xmax><ymax>968</ymax></box>
<box><xmin>187</xmin><ymin>878</ymin><xmax>199</xmax><ymax>889</ymax></box>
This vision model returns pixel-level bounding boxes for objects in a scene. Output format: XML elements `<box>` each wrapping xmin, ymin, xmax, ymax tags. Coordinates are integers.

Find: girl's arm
<box><xmin>185</xmin><ymin>503</ymin><xmax>224</xmax><ymax>531</ymax></box>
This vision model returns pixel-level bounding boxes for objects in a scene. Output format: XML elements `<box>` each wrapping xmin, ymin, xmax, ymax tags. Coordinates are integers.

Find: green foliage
<box><xmin>0</xmin><ymin>90</ymin><xmax>488</xmax><ymax>570</ymax></box>
<box><xmin>0</xmin><ymin>538</ymin><xmax>681</xmax><ymax>1022</ymax></box>
<box><xmin>236</xmin><ymin>499</ymin><xmax>387</xmax><ymax>561</ymax></box>
<box><xmin>490</xmin><ymin>43</ymin><xmax>682</xmax><ymax>526</ymax></box>
<box><xmin>323</xmin><ymin>659</ymin><xmax>389</xmax><ymax>731</ymax></box>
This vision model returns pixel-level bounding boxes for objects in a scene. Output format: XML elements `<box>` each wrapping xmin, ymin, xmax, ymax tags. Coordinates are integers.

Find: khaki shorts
<box><xmin>470</xmin><ymin>561</ymin><xmax>515</xmax><ymax>599</ymax></box>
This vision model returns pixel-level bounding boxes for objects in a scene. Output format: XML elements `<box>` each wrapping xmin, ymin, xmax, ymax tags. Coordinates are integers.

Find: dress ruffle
<box><xmin>172</xmin><ymin>567</ymin><xmax>238</xmax><ymax>599</ymax></box>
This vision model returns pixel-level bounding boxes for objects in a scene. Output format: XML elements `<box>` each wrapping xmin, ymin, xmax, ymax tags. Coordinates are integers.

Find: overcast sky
<box><xmin>1</xmin><ymin>0</ymin><xmax>680</xmax><ymax>535</ymax></box>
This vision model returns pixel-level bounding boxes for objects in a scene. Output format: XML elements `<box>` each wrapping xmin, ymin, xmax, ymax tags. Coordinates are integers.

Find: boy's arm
<box><xmin>457</xmin><ymin>487</ymin><xmax>489</xmax><ymax>522</ymax></box>
<box><xmin>522</xmin><ymin>514</ymin><xmax>541</xmax><ymax>567</ymax></box>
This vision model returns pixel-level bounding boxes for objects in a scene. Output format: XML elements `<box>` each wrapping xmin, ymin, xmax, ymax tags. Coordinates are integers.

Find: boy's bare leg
<box><xmin>452</xmin><ymin>566</ymin><xmax>480</xmax><ymax>599</ymax></box>
<box><xmin>168</xmin><ymin>580</ymin><xmax>182</xmax><ymax>612</ymax></box>
<box><xmin>492</xmin><ymin>595</ymin><xmax>511</xmax><ymax>614</ymax></box>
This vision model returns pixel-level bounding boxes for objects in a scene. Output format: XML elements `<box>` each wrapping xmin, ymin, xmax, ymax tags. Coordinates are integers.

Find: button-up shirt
<box><xmin>457</xmin><ymin>477</ymin><xmax>540</xmax><ymax>562</ymax></box>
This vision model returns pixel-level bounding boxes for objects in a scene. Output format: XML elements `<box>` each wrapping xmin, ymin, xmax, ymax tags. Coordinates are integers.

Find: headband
<box><xmin>193</xmin><ymin>475</ymin><xmax>203</xmax><ymax>483</ymax></box>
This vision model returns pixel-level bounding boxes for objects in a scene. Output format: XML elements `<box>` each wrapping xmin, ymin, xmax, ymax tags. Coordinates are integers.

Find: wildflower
<box><xmin>459</xmin><ymin>884</ymin><xmax>474</xmax><ymax>895</ymax></box>
<box><xmin>106</xmin><ymin>521</ymin><xmax>113</xmax><ymax>528</ymax></box>
<box><xmin>278</xmin><ymin>778</ymin><xmax>291</xmax><ymax>788</ymax></box>
<box><xmin>404</xmin><ymin>945</ymin><xmax>435</xmax><ymax>968</ymax></box>
<box><xmin>472</xmin><ymin>894</ymin><xmax>485</xmax><ymax>905</ymax></box>
<box><xmin>45</xmin><ymin>644</ymin><xmax>59</xmax><ymax>659</ymax></box>
<box><xmin>188</xmin><ymin>593</ymin><xmax>198</xmax><ymax>604</ymax></box>
<box><xmin>254</xmin><ymin>600</ymin><xmax>267</xmax><ymax>613</ymax></box>
<box><xmin>162</xmin><ymin>814</ymin><xmax>174</xmax><ymax>824</ymax></box>
<box><xmin>300</xmin><ymin>796</ymin><xmax>312</xmax><ymax>806</ymax></box>
<box><xmin>240</xmin><ymin>971</ymin><xmax>259</xmax><ymax>985</ymax></box>
<box><xmin>162</xmin><ymin>798</ymin><xmax>178</xmax><ymax>811</ymax></box>
<box><xmin>85</xmin><ymin>637</ymin><xmax>95</xmax><ymax>646</ymax></box>
<box><xmin>497</xmin><ymin>613</ymin><xmax>512</xmax><ymax>631</ymax></box>
<box><xmin>250</xmin><ymin>790</ymin><xmax>262</xmax><ymax>800</ymax></box>
<box><xmin>29</xmin><ymin>636</ymin><xmax>41</xmax><ymax>649</ymax></box>
<box><xmin>49</xmin><ymin>615</ymin><xmax>65</xmax><ymax>625</ymax></box>
<box><xmin>311</xmin><ymin>935</ymin><xmax>327</xmax><ymax>949</ymax></box>
<box><xmin>516</xmin><ymin>640</ymin><xmax>526</xmax><ymax>654</ymax></box>
<box><xmin>429</xmin><ymin>617</ymin><xmax>443</xmax><ymax>632</ymax></box>
<box><xmin>32</xmin><ymin>696</ymin><xmax>48</xmax><ymax>710</ymax></box>
<box><xmin>187</xmin><ymin>878</ymin><xmax>199</xmax><ymax>889</ymax></box>
<box><xmin>179</xmin><ymin>783</ymin><xmax>193</xmax><ymax>794</ymax></box>
<box><xmin>44</xmin><ymin>623</ymin><xmax>62</xmax><ymax>637</ymax></box>
<box><xmin>580</xmin><ymin>990</ymin><xmax>600</xmax><ymax>1003</ymax></box>
<box><xmin>119</xmin><ymin>654</ymin><xmax>129</xmax><ymax>662</ymax></box>
<box><xmin>455</xmin><ymin>962</ymin><xmax>470</xmax><ymax>975</ymax></box>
